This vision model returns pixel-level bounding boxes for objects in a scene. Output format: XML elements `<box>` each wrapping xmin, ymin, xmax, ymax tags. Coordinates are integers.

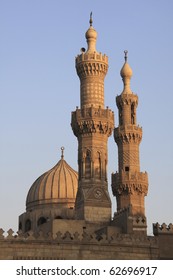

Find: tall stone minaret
<box><xmin>71</xmin><ymin>14</ymin><xmax>114</xmax><ymax>223</ymax></box>
<box><xmin>111</xmin><ymin>51</ymin><xmax>148</xmax><ymax>232</ymax></box>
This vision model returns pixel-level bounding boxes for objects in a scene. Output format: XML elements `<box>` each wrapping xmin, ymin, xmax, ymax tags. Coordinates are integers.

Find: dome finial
<box><xmin>61</xmin><ymin>146</ymin><xmax>65</xmax><ymax>159</ymax></box>
<box><xmin>89</xmin><ymin>12</ymin><xmax>93</xmax><ymax>26</ymax></box>
<box><xmin>124</xmin><ymin>50</ymin><xmax>128</xmax><ymax>62</ymax></box>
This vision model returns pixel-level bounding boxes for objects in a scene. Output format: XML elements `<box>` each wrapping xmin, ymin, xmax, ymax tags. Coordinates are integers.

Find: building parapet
<box><xmin>0</xmin><ymin>227</ymin><xmax>157</xmax><ymax>246</ymax></box>
<box><xmin>153</xmin><ymin>223</ymin><xmax>173</xmax><ymax>235</ymax></box>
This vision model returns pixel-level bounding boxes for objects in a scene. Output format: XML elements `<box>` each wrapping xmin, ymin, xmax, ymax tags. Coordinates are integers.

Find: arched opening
<box><xmin>119</xmin><ymin>105</ymin><xmax>123</xmax><ymax>125</ymax></box>
<box><xmin>95</xmin><ymin>151</ymin><xmax>101</xmax><ymax>179</ymax></box>
<box><xmin>85</xmin><ymin>150</ymin><xmax>91</xmax><ymax>179</ymax></box>
<box><xmin>131</xmin><ymin>103</ymin><xmax>135</xmax><ymax>125</ymax></box>
<box><xmin>25</xmin><ymin>219</ymin><xmax>31</xmax><ymax>232</ymax></box>
<box><xmin>37</xmin><ymin>217</ymin><xmax>47</xmax><ymax>226</ymax></box>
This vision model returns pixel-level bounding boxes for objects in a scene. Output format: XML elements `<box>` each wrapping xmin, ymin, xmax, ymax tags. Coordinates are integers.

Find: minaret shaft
<box><xmin>71</xmin><ymin>19</ymin><xmax>114</xmax><ymax>223</ymax></box>
<box><xmin>111</xmin><ymin>54</ymin><xmax>148</xmax><ymax>223</ymax></box>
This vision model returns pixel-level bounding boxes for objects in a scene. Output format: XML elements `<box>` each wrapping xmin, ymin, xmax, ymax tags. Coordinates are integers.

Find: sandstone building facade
<box><xmin>0</xmin><ymin>15</ymin><xmax>173</xmax><ymax>260</ymax></box>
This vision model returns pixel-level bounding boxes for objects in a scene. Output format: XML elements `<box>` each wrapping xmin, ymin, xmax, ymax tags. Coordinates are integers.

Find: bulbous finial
<box><xmin>120</xmin><ymin>50</ymin><xmax>133</xmax><ymax>94</ymax></box>
<box><xmin>85</xmin><ymin>12</ymin><xmax>97</xmax><ymax>53</ymax></box>
<box><xmin>61</xmin><ymin>146</ymin><xmax>65</xmax><ymax>159</ymax></box>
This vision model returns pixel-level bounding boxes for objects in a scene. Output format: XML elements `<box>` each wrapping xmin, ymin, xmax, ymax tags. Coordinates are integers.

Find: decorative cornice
<box><xmin>112</xmin><ymin>183</ymin><xmax>148</xmax><ymax>196</ymax></box>
<box><xmin>116</xmin><ymin>93</ymin><xmax>138</xmax><ymax>107</ymax></box>
<box><xmin>114</xmin><ymin>126</ymin><xmax>142</xmax><ymax>144</ymax></box>
<box><xmin>112</xmin><ymin>171</ymin><xmax>148</xmax><ymax>196</ymax></box>
<box><xmin>71</xmin><ymin>107</ymin><xmax>114</xmax><ymax>137</ymax></box>
<box><xmin>76</xmin><ymin>61</ymin><xmax>108</xmax><ymax>78</ymax></box>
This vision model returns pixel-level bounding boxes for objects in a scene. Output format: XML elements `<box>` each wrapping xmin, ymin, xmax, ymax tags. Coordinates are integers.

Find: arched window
<box><xmin>37</xmin><ymin>217</ymin><xmax>47</xmax><ymax>226</ymax></box>
<box><xmin>95</xmin><ymin>152</ymin><xmax>101</xmax><ymax>179</ymax></box>
<box><xmin>119</xmin><ymin>105</ymin><xmax>123</xmax><ymax>125</ymax></box>
<box><xmin>131</xmin><ymin>103</ymin><xmax>135</xmax><ymax>125</ymax></box>
<box><xmin>25</xmin><ymin>219</ymin><xmax>31</xmax><ymax>232</ymax></box>
<box><xmin>85</xmin><ymin>150</ymin><xmax>91</xmax><ymax>179</ymax></box>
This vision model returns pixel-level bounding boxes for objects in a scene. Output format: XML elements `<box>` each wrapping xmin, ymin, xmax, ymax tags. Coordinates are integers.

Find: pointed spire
<box><xmin>89</xmin><ymin>12</ymin><xmax>93</xmax><ymax>26</ymax></box>
<box><xmin>120</xmin><ymin>50</ymin><xmax>133</xmax><ymax>94</ymax></box>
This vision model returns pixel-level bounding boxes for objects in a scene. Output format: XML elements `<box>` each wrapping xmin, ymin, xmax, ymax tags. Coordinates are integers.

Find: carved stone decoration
<box><xmin>72</xmin><ymin>117</ymin><xmax>114</xmax><ymax>137</ymax></box>
<box><xmin>7</xmin><ymin>229</ymin><xmax>14</xmax><ymax>239</ymax></box>
<box><xmin>63</xmin><ymin>231</ymin><xmax>73</xmax><ymax>241</ymax></box>
<box><xmin>94</xmin><ymin>188</ymin><xmax>103</xmax><ymax>199</ymax></box>
<box><xmin>26</xmin><ymin>230</ymin><xmax>35</xmax><ymax>240</ymax></box>
<box><xmin>76</xmin><ymin>61</ymin><xmax>108</xmax><ymax>78</ymax></box>
<box><xmin>55</xmin><ymin>231</ymin><xmax>63</xmax><ymax>241</ymax></box>
<box><xmin>71</xmin><ymin>107</ymin><xmax>114</xmax><ymax>137</ymax></box>
<box><xmin>114</xmin><ymin>129</ymin><xmax>142</xmax><ymax>144</ymax></box>
<box><xmin>82</xmin><ymin>232</ymin><xmax>92</xmax><ymax>242</ymax></box>
<box><xmin>112</xmin><ymin>183</ymin><xmax>148</xmax><ymax>196</ymax></box>
<box><xmin>73</xmin><ymin>232</ymin><xmax>81</xmax><ymax>241</ymax></box>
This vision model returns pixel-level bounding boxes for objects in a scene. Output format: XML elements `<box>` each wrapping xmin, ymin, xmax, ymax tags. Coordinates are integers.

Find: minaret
<box><xmin>111</xmin><ymin>51</ymin><xmax>148</xmax><ymax>232</ymax></box>
<box><xmin>71</xmin><ymin>14</ymin><xmax>114</xmax><ymax>223</ymax></box>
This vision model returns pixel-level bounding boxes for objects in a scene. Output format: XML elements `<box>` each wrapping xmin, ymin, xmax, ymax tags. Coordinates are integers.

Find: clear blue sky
<box><xmin>0</xmin><ymin>0</ymin><xmax>173</xmax><ymax>235</ymax></box>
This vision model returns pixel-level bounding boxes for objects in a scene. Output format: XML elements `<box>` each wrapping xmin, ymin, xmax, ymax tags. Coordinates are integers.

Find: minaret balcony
<box><xmin>114</xmin><ymin>125</ymin><xmax>142</xmax><ymax>144</ymax></box>
<box><xmin>111</xmin><ymin>171</ymin><xmax>148</xmax><ymax>196</ymax></box>
<box><xmin>71</xmin><ymin>106</ymin><xmax>114</xmax><ymax>137</ymax></box>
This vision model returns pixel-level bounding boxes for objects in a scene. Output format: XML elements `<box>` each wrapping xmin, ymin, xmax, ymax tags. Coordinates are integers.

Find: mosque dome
<box><xmin>26</xmin><ymin>147</ymin><xmax>78</xmax><ymax>211</ymax></box>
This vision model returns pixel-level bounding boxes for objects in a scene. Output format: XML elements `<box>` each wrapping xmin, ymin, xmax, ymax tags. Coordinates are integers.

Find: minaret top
<box><xmin>120</xmin><ymin>51</ymin><xmax>133</xmax><ymax>94</ymax></box>
<box><xmin>85</xmin><ymin>12</ymin><xmax>98</xmax><ymax>53</ymax></box>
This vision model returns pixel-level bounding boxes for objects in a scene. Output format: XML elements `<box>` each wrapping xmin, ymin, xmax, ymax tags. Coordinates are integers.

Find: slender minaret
<box><xmin>111</xmin><ymin>51</ymin><xmax>148</xmax><ymax>228</ymax></box>
<box><xmin>71</xmin><ymin>14</ymin><xmax>114</xmax><ymax>223</ymax></box>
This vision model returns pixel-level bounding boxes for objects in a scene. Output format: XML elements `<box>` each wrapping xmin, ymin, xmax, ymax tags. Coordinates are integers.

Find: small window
<box><xmin>37</xmin><ymin>217</ymin><xmax>47</xmax><ymax>226</ymax></box>
<box><xmin>125</xmin><ymin>166</ymin><xmax>129</xmax><ymax>172</ymax></box>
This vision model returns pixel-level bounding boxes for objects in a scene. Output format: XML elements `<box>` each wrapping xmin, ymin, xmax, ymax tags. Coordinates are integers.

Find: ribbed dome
<box><xmin>26</xmin><ymin>148</ymin><xmax>78</xmax><ymax>211</ymax></box>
